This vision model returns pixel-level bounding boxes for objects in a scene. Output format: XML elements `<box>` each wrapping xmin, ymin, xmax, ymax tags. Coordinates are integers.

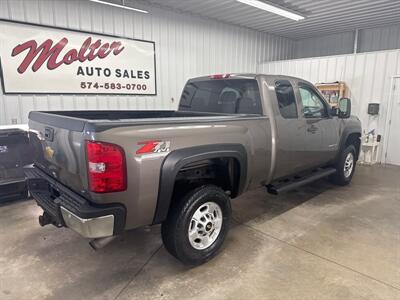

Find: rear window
<box><xmin>179</xmin><ymin>79</ymin><xmax>262</xmax><ymax>115</ymax></box>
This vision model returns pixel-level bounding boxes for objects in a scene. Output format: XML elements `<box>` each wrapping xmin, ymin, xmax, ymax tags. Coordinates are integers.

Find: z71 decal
<box><xmin>136</xmin><ymin>140</ymin><xmax>170</xmax><ymax>154</ymax></box>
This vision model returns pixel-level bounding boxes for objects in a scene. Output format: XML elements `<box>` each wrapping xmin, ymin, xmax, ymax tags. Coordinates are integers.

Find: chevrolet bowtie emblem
<box><xmin>45</xmin><ymin>146</ymin><xmax>54</xmax><ymax>159</ymax></box>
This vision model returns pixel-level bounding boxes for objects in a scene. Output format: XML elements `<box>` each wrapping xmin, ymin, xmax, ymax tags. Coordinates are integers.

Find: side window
<box><xmin>275</xmin><ymin>80</ymin><xmax>297</xmax><ymax>119</ymax></box>
<box><xmin>299</xmin><ymin>86</ymin><xmax>328</xmax><ymax>118</ymax></box>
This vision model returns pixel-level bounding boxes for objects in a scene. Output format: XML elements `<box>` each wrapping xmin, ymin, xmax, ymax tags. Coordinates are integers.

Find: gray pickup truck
<box><xmin>26</xmin><ymin>74</ymin><xmax>361</xmax><ymax>265</ymax></box>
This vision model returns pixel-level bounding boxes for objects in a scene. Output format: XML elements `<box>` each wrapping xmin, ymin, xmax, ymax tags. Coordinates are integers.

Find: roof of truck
<box><xmin>189</xmin><ymin>73</ymin><xmax>308</xmax><ymax>82</ymax></box>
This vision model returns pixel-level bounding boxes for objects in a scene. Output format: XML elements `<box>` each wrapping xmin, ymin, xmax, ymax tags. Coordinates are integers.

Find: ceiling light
<box><xmin>237</xmin><ymin>0</ymin><xmax>304</xmax><ymax>21</ymax></box>
<box><xmin>89</xmin><ymin>0</ymin><xmax>148</xmax><ymax>14</ymax></box>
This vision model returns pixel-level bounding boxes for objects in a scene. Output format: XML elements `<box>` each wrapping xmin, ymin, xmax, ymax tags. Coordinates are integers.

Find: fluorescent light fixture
<box><xmin>89</xmin><ymin>0</ymin><xmax>148</xmax><ymax>14</ymax></box>
<box><xmin>237</xmin><ymin>0</ymin><xmax>304</xmax><ymax>21</ymax></box>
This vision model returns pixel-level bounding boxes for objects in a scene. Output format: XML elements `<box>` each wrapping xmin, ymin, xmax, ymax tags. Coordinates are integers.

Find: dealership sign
<box><xmin>0</xmin><ymin>20</ymin><xmax>156</xmax><ymax>95</ymax></box>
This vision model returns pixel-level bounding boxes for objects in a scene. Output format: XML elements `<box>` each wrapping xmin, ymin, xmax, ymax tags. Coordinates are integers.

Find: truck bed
<box><xmin>29</xmin><ymin>110</ymin><xmax>260</xmax><ymax>132</ymax></box>
<box><xmin>39</xmin><ymin>110</ymin><xmax>222</xmax><ymax>120</ymax></box>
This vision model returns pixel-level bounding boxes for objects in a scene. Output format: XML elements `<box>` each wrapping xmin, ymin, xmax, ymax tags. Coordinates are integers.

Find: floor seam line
<box><xmin>113</xmin><ymin>244</ymin><xmax>163</xmax><ymax>300</ymax></box>
<box><xmin>234</xmin><ymin>218</ymin><xmax>400</xmax><ymax>292</ymax></box>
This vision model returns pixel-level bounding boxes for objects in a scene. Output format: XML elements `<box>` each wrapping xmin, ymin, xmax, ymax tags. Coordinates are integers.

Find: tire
<box><xmin>161</xmin><ymin>185</ymin><xmax>231</xmax><ymax>266</ymax></box>
<box><xmin>330</xmin><ymin>145</ymin><xmax>356</xmax><ymax>186</ymax></box>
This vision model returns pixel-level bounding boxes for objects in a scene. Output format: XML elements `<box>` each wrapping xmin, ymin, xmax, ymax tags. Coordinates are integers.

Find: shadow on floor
<box><xmin>231</xmin><ymin>178</ymin><xmax>337</xmax><ymax>225</ymax></box>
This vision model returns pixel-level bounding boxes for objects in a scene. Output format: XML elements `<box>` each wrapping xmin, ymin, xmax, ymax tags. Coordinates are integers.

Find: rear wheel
<box><xmin>161</xmin><ymin>185</ymin><xmax>231</xmax><ymax>265</ymax></box>
<box><xmin>330</xmin><ymin>145</ymin><xmax>356</xmax><ymax>185</ymax></box>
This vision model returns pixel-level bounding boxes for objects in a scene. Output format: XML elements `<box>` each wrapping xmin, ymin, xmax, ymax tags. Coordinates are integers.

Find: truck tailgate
<box><xmin>29</xmin><ymin>119</ymin><xmax>87</xmax><ymax>195</ymax></box>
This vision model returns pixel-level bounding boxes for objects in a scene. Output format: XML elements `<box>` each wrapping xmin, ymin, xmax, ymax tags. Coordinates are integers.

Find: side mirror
<box><xmin>338</xmin><ymin>97</ymin><xmax>351</xmax><ymax>118</ymax></box>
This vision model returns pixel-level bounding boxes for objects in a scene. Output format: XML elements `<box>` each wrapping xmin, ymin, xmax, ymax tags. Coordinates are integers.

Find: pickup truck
<box><xmin>26</xmin><ymin>74</ymin><xmax>361</xmax><ymax>265</ymax></box>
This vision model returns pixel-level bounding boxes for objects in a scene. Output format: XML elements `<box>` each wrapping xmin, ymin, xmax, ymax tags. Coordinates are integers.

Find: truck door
<box><xmin>297</xmin><ymin>82</ymin><xmax>337</xmax><ymax>168</ymax></box>
<box><xmin>272</xmin><ymin>79</ymin><xmax>307</xmax><ymax>179</ymax></box>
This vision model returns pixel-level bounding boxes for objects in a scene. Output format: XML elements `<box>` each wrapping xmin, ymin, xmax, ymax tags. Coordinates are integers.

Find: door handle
<box><xmin>307</xmin><ymin>124</ymin><xmax>318</xmax><ymax>133</ymax></box>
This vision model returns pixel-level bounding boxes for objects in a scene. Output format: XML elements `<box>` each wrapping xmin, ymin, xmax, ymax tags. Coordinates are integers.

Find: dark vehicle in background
<box><xmin>25</xmin><ymin>74</ymin><xmax>361</xmax><ymax>265</ymax></box>
<box><xmin>0</xmin><ymin>126</ymin><xmax>32</xmax><ymax>202</ymax></box>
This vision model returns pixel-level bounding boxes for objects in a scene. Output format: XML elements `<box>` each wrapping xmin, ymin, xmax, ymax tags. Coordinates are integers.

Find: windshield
<box><xmin>179</xmin><ymin>79</ymin><xmax>262</xmax><ymax>115</ymax></box>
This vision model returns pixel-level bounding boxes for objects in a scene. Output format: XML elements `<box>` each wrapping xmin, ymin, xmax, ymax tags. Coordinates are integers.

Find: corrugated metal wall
<box><xmin>294</xmin><ymin>31</ymin><xmax>355</xmax><ymax>59</ymax></box>
<box><xmin>259</xmin><ymin>49</ymin><xmax>400</xmax><ymax>163</ymax></box>
<box><xmin>292</xmin><ymin>23</ymin><xmax>400</xmax><ymax>59</ymax></box>
<box><xmin>0</xmin><ymin>0</ymin><xmax>294</xmax><ymax>125</ymax></box>
<box><xmin>359</xmin><ymin>23</ymin><xmax>400</xmax><ymax>52</ymax></box>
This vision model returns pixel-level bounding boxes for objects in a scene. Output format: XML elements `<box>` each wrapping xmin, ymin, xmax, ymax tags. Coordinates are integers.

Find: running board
<box><xmin>266</xmin><ymin>168</ymin><xmax>336</xmax><ymax>195</ymax></box>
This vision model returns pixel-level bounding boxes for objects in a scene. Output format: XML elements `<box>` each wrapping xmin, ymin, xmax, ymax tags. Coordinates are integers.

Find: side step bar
<box><xmin>266</xmin><ymin>167</ymin><xmax>336</xmax><ymax>195</ymax></box>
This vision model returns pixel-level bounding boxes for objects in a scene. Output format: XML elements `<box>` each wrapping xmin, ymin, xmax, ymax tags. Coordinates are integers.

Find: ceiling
<box><xmin>138</xmin><ymin>0</ymin><xmax>400</xmax><ymax>39</ymax></box>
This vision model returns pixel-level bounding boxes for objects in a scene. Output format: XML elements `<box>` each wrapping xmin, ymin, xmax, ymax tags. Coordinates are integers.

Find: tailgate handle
<box><xmin>44</xmin><ymin>127</ymin><xmax>54</xmax><ymax>142</ymax></box>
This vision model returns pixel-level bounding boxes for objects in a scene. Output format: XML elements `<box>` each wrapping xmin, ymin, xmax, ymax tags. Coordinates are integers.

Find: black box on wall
<box><xmin>368</xmin><ymin>103</ymin><xmax>380</xmax><ymax>115</ymax></box>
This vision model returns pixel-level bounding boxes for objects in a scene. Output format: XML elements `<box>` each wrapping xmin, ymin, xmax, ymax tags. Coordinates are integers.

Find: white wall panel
<box><xmin>259</xmin><ymin>50</ymin><xmax>400</xmax><ymax>163</ymax></box>
<box><xmin>0</xmin><ymin>0</ymin><xmax>294</xmax><ymax>125</ymax></box>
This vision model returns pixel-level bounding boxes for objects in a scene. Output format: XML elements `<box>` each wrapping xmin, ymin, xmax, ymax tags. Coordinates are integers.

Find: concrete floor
<box><xmin>0</xmin><ymin>164</ymin><xmax>399</xmax><ymax>300</ymax></box>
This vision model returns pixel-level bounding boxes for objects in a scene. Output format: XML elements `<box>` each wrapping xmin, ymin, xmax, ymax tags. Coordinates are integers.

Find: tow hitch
<box><xmin>38</xmin><ymin>212</ymin><xmax>52</xmax><ymax>226</ymax></box>
<box><xmin>38</xmin><ymin>212</ymin><xmax>62</xmax><ymax>227</ymax></box>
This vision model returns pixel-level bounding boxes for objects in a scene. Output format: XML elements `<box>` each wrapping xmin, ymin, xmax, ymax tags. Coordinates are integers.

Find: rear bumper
<box><xmin>24</xmin><ymin>165</ymin><xmax>126</xmax><ymax>238</ymax></box>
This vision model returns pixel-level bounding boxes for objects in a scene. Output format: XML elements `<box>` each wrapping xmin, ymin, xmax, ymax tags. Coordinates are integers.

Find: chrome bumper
<box><xmin>60</xmin><ymin>207</ymin><xmax>114</xmax><ymax>239</ymax></box>
<box><xmin>25</xmin><ymin>165</ymin><xmax>126</xmax><ymax>238</ymax></box>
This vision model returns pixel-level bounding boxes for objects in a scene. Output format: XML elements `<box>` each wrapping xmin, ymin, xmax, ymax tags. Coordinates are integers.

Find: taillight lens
<box><xmin>86</xmin><ymin>141</ymin><xmax>127</xmax><ymax>193</ymax></box>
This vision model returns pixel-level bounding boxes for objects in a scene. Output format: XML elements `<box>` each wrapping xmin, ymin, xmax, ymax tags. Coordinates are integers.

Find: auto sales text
<box><xmin>76</xmin><ymin>66</ymin><xmax>150</xmax><ymax>79</ymax></box>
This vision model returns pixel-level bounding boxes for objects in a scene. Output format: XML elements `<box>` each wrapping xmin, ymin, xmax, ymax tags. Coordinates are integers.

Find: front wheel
<box><xmin>330</xmin><ymin>145</ymin><xmax>356</xmax><ymax>185</ymax></box>
<box><xmin>161</xmin><ymin>185</ymin><xmax>231</xmax><ymax>266</ymax></box>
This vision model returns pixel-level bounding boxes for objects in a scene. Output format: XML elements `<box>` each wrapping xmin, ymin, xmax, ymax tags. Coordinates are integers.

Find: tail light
<box><xmin>86</xmin><ymin>141</ymin><xmax>127</xmax><ymax>193</ymax></box>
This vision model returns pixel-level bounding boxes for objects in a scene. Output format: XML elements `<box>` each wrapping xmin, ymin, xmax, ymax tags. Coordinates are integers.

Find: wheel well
<box><xmin>345</xmin><ymin>133</ymin><xmax>361</xmax><ymax>159</ymax></box>
<box><xmin>171</xmin><ymin>157</ymin><xmax>240</xmax><ymax>204</ymax></box>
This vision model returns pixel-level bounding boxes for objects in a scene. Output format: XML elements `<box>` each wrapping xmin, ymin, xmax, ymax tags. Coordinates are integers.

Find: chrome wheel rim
<box><xmin>344</xmin><ymin>152</ymin><xmax>354</xmax><ymax>178</ymax></box>
<box><xmin>188</xmin><ymin>202</ymin><xmax>223</xmax><ymax>250</ymax></box>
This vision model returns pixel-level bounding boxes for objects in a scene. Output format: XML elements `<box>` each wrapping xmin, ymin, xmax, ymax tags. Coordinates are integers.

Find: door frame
<box><xmin>382</xmin><ymin>75</ymin><xmax>400</xmax><ymax>164</ymax></box>
<box><xmin>296</xmin><ymin>81</ymin><xmax>335</xmax><ymax>168</ymax></box>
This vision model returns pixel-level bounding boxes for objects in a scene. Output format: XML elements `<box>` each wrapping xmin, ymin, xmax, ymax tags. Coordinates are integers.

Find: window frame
<box><xmin>274</xmin><ymin>79</ymin><xmax>299</xmax><ymax>119</ymax></box>
<box><xmin>297</xmin><ymin>82</ymin><xmax>330</xmax><ymax>119</ymax></box>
